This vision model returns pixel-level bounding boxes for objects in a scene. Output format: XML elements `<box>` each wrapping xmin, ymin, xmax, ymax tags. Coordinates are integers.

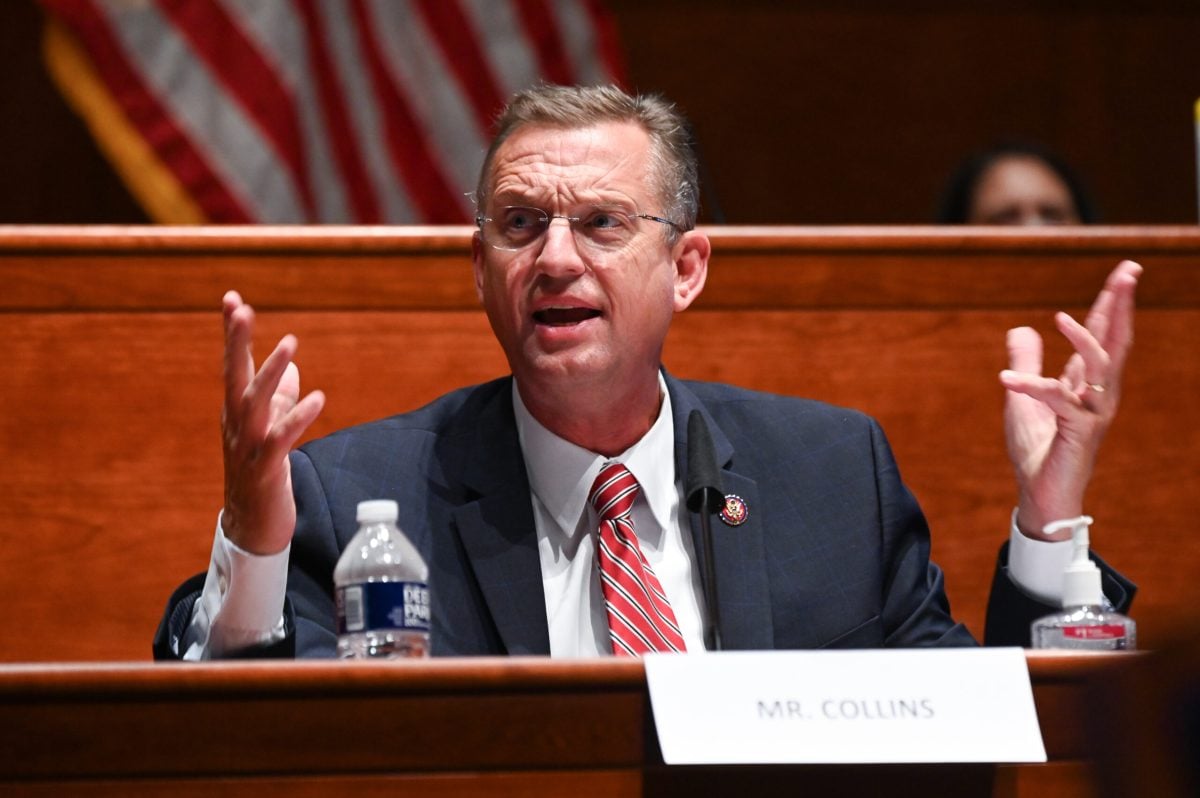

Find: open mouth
<box><xmin>532</xmin><ymin>307</ymin><xmax>601</xmax><ymax>326</ymax></box>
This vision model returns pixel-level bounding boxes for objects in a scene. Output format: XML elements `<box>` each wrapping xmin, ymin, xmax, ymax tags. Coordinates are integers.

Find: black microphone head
<box><xmin>686</xmin><ymin>410</ymin><xmax>724</xmax><ymax>514</ymax></box>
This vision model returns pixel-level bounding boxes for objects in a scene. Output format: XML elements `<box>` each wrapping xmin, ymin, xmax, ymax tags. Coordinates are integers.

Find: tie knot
<box><xmin>589</xmin><ymin>462</ymin><xmax>640</xmax><ymax>522</ymax></box>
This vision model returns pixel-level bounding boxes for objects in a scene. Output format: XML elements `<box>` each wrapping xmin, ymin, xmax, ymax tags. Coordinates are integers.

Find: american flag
<box><xmin>40</xmin><ymin>0</ymin><xmax>626</xmax><ymax>223</ymax></box>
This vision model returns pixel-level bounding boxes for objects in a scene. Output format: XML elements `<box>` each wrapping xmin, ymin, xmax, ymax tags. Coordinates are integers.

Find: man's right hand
<box><xmin>221</xmin><ymin>291</ymin><xmax>326</xmax><ymax>555</ymax></box>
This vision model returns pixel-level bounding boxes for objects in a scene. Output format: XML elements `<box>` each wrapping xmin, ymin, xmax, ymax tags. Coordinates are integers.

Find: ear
<box><xmin>471</xmin><ymin>230</ymin><xmax>486</xmax><ymax>303</ymax></box>
<box><xmin>672</xmin><ymin>230</ymin><xmax>710</xmax><ymax>312</ymax></box>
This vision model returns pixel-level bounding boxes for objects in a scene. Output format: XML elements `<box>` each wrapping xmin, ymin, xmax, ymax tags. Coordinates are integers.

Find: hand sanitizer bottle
<box><xmin>1031</xmin><ymin>516</ymin><xmax>1136</xmax><ymax>650</ymax></box>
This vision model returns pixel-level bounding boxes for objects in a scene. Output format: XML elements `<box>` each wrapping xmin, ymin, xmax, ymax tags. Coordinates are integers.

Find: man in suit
<box><xmin>155</xmin><ymin>85</ymin><xmax>1139</xmax><ymax>660</ymax></box>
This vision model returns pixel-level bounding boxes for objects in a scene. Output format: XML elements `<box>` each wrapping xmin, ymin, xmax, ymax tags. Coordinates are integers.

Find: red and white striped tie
<box><xmin>589</xmin><ymin>462</ymin><xmax>686</xmax><ymax>656</ymax></box>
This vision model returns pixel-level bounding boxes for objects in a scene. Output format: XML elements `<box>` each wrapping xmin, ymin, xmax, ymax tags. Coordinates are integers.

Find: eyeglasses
<box><xmin>476</xmin><ymin>205</ymin><xmax>684</xmax><ymax>253</ymax></box>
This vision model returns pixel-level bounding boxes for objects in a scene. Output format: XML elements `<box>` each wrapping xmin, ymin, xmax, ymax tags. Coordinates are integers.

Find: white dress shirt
<box><xmin>513</xmin><ymin>377</ymin><xmax>708</xmax><ymax>656</ymax></box>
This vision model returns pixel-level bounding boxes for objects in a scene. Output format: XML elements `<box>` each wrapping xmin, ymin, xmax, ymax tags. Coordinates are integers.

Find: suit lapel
<box><xmin>444</xmin><ymin>375</ymin><xmax>776</xmax><ymax>655</ymax></box>
<box><xmin>451</xmin><ymin>383</ymin><xmax>551</xmax><ymax>655</ymax></box>
<box><xmin>668</xmin><ymin>376</ymin><xmax>775</xmax><ymax>650</ymax></box>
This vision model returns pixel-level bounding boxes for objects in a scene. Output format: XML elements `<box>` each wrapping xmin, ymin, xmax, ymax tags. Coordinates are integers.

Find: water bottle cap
<box><xmin>356</xmin><ymin>499</ymin><xmax>399</xmax><ymax>523</ymax></box>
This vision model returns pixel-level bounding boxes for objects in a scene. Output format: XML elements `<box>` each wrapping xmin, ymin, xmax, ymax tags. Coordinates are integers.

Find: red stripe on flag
<box><xmin>351</xmin><ymin>0</ymin><xmax>468</xmax><ymax>223</ymax></box>
<box><xmin>582</xmin><ymin>0</ymin><xmax>628</xmax><ymax>87</ymax></box>
<box><xmin>293</xmin><ymin>0</ymin><xmax>381</xmax><ymax>223</ymax></box>
<box><xmin>42</xmin><ymin>0</ymin><xmax>253</xmax><ymax>222</ymax></box>
<box><xmin>513</xmin><ymin>0</ymin><xmax>575</xmax><ymax>86</ymax></box>
<box><xmin>153</xmin><ymin>0</ymin><xmax>316</xmax><ymax>220</ymax></box>
<box><xmin>413</xmin><ymin>0</ymin><xmax>507</xmax><ymax>136</ymax></box>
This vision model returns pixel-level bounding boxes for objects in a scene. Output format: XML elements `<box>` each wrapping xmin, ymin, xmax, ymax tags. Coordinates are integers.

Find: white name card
<box><xmin>644</xmin><ymin>648</ymin><xmax>1046</xmax><ymax>764</ymax></box>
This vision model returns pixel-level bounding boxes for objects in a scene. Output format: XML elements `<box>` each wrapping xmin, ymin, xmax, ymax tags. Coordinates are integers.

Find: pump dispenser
<box><xmin>1030</xmin><ymin>516</ymin><xmax>1136</xmax><ymax>650</ymax></box>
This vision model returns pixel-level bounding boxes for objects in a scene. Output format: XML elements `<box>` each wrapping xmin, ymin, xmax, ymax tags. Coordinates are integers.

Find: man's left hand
<box><xmin>1000</xmin><ymin>259</ymin><xmax>1143</xmax><ymax>540</ymax></box>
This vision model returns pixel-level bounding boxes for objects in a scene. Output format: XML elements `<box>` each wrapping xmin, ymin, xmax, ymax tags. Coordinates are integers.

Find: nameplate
<box><xmin>644</xmin><ymin>648</ymin><xmax>1046</xmax><ymax>764</ymax></box>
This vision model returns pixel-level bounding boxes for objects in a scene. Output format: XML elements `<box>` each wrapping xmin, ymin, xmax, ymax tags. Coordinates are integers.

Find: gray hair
<box><xmin>475</xmin><ymin>84</ymin><xmax>699</xmax><ymax>239</ymax></box>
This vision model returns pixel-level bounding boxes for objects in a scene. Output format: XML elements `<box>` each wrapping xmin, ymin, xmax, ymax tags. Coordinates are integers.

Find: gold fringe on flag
<box><xmin>41</xmin><ymin>17</ymin><xmax>206</xmax><ymax>224</ymax></box>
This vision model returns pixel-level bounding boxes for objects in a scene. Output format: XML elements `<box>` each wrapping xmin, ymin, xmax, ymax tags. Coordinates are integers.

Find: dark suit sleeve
<box><xmin>152</xmin><ymin>573</ymin><xmax>204</xmax><ymax>660</ymax></box>
<box><xmin>867</xmin><ymin>420</ymin><xmax>978</xmax><ymax>648</ymax></box>
<box><xmin>983</xmin><ymin>541</ymin><xmax>1136</xmax><ymax>646</ymax></box>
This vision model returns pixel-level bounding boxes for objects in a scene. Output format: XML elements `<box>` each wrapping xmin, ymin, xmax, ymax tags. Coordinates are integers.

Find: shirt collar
<box><xmin>513</xmin><ymin>374</ymin><xmax>678</xmax><ymax>535</ymax></box>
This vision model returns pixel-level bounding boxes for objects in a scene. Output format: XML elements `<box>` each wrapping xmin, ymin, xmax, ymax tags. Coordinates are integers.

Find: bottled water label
<box><xmin>336</xmin><ymin>581</ymin><xmax>430</xmax><ymax>634</ymax></box>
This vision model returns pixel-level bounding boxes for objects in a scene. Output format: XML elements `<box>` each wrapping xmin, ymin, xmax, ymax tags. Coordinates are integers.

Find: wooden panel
<box><xmin>1087</xmin><ymin>633</ymin><xmax>1200</xmax><ymax>798</ymax></box>
<box><xmin>2</xmin><ymin>772</ymin><xmax>643</xmax><ymax>798</ymax></box>
<box><xmin>0</xmin><ymin>660</ymin><xmax>645</xmax><ymax>777</ymax></box>
<box><xmin>0</xmin><ymin>655</ymin><xmax>1130</xmax><ymax>798</ymax></box>
<box><xmin>0</xmin><ymin>227</ymin><xmax>1197</xmax><ymax>662</ymax></box>
<box><xmin>2</xmin><ymin>225</ymin><xmax>1199</xmax><ymax>310</ymax></box>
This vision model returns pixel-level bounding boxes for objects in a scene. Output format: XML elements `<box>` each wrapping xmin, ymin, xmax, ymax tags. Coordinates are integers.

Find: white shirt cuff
<box><xmin>181</xmin><ymin>513</ymin><xmax>290</xmax><ymax>660</ymax></box>
<box><xmin>1006</xmin><ymin>508</ymin><xmax>1073</xmax><ymax>606</ymax></box>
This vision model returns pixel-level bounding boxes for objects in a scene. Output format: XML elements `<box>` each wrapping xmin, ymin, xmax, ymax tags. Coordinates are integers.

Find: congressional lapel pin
<box><xmin>719</xmin><ymin>494</ymin><xmax>748</xmax><ymax>527</ymax></box>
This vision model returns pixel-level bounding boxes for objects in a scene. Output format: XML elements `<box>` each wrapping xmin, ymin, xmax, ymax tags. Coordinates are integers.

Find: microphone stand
<box><xmin>698</xmin><ymin>495</ymin><xmax>722</xmax><ymax>652</ymax></box>
<box><xmin>686</xmin><ymin>410</ymin><xmax>724</xmax><ymax>652</ymax></box>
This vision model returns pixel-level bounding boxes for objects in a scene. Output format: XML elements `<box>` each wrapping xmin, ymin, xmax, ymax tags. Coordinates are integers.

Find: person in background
<box><xmin>937</xmin><ymin>142</ymin><xmax>1097</xmax><ymax>225</ymax></box>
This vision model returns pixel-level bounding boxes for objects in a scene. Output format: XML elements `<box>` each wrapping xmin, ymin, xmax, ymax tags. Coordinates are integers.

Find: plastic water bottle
<box><xmin>333</xmin><ymin>500</ymin><xmax>430</xmax><ymax>658</ymax></box>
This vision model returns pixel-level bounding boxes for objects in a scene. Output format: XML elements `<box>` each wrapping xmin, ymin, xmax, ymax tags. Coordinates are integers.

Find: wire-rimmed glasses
<box><xmin>476</xmin><ymin>205</ymin><xmax>683</xmax><ymax>253</ymax></box>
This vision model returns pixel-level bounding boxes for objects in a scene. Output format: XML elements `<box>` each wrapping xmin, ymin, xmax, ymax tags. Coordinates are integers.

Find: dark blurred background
<box><xmin>4</xmin><ymin>0</ymin><xmax>1199</xmax><ymax>224</ymax></box>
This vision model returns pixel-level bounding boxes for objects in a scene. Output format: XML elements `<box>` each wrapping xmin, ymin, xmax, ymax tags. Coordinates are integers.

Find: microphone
<box><xmin>686</xmin><ymin>410</ymin><xmax>724</xmax><ymax>651</ymax></box>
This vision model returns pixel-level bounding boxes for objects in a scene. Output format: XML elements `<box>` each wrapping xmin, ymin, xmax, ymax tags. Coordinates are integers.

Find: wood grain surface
<box><xmin>0</xmin><ymin>654</ymin><xmax>1137</xmax><ymax>797</ymax></box>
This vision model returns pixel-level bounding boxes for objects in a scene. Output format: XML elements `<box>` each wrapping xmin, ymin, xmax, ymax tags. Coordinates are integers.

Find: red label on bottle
<box><xmin>1062</xmin><ymin>625</ymin><xmax>1125</xmax><ymax>640</ymax></box>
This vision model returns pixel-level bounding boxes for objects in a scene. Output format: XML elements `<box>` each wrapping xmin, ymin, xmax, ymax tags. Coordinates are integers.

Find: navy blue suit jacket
<box><xmin>154</xmin><ymin>374</ymin><xmax>1134</xmax><ymax>659</ymax></box>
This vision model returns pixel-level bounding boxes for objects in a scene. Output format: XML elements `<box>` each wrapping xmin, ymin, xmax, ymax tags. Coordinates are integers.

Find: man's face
<box><xmin>472</xmin><ymin>121</ymin><xmax>703</xmax><ymax>398</ymax></box>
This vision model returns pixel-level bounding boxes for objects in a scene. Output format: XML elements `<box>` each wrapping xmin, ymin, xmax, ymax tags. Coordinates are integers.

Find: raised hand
<box><xmin>999</xmin><ymin>260</ymin><xmax>1142</xmax><ymax>540</ymax></box>
<box><xmin>220</xmin><ymin>291</ymin><xmax>326</xmax><ymax>555</ymax></box>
